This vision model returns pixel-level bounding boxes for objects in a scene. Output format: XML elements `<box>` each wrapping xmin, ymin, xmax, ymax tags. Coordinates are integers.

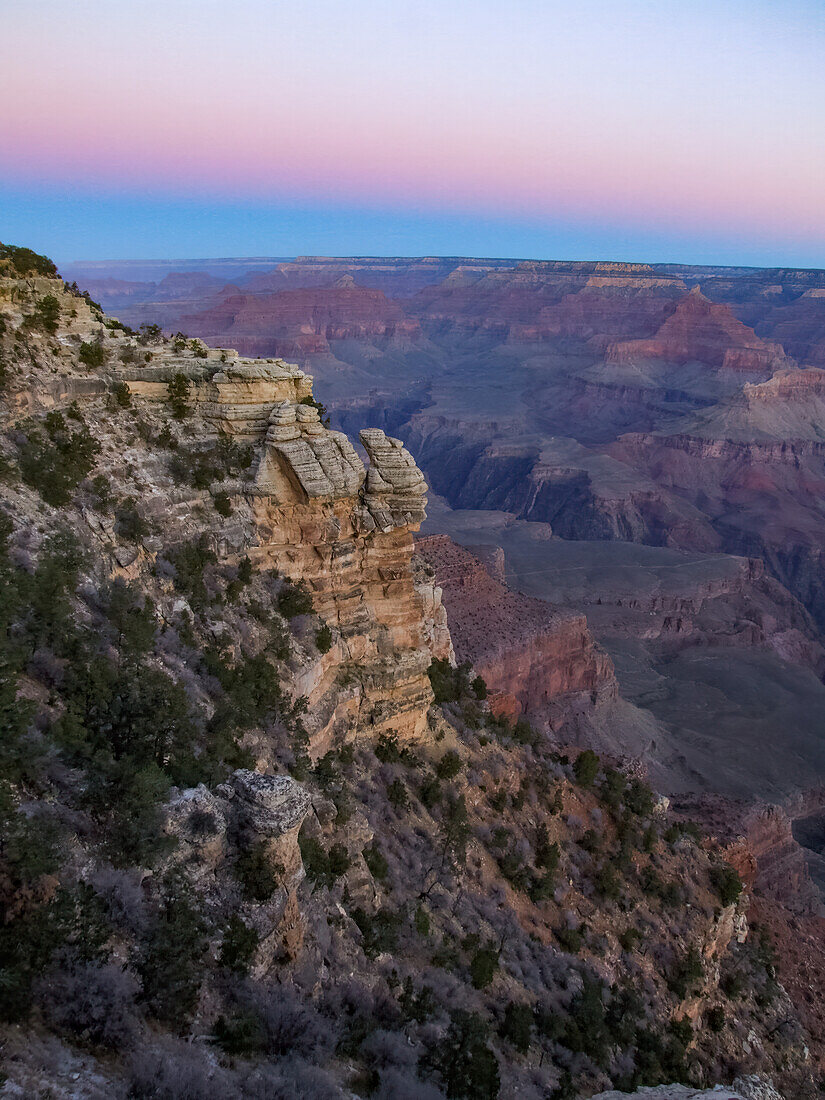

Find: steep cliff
<box><xmin>417</xmin><ymin>534</ymin><xmax>617</xmax><ymax>722</ymax></box>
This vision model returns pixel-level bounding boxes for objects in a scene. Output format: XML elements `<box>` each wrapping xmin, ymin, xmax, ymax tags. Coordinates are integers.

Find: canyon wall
<box><xmin>417</xmin><ymin>534</ymin><xmax>616</xmax><ymax>722</ymax></box>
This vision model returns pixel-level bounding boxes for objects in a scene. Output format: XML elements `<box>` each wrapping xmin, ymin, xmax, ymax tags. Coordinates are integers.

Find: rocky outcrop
<box><xmin>164</xmin><ymin>770</ymin><xmax>311</xmax><ymax>962</ymax></box>
<box><xmin>606</xmin><ymin>287</ymin><xmax>789</xmax><ymax>373</ymax></box>
<box><xmin>417</xmin><ymin>534</ymin><xmax>616</xmax><ymax>721</ymax></box>
<box><xmin>122</xmin><ymin>359</ymin><xmax>314</xmax><ymax>442</ymax></box>
<box><xmin>121</xmin><ymin>346</ymin><xmax>435</xmax><ymax>755</ymax></box>
<box><xmin>412</xmin><ymin>553</ymin><xmax>455</xmax><ymax>664</ymax></box>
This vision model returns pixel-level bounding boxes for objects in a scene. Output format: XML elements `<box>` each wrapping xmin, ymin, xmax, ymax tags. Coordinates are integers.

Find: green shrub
<box><xmin>277</xmin><ymin>579</ymin><xmax>313</xmax><ymax>618</ymax></box>
<box><xmin>668</xmin><ymin>946</ymin><xmax>704</xmax><ymax>998</ymax></box>
<box><xmin>399</xmin><ymin>977</ymin><xmax>437</xmax><ymax>1022</ymax></box>
<box><xmin>499</xmin><ymin>1000</ymin><xmax>533</xmax><ymax>1052</ymax></box>
<box><xmin>0</xmin><ymin>243</ymin><xmax>57</xmax><ymax>277</ymax></box>
<box><xmin>103</xmin><ymin>581</ymin><xmax>155</xmax><ymax>654</ymax></box>
<box><xmin>219</xmin><ymin>915</ymin><xmax>259</xmax><ymax>974</ymax></box>
<box><xmin>709</xmin><ymin>864</ymin><xmax>743</xmax><ymax>907</ymax></box>
<box><xmin>555</xmin><ymin>924</ymin><xmax>584</xmax><ymax>953</ymax></box>
<box><xmin>213</xmin><ymin>491</ymin><xmax>232</xmax><ymax>517</ymax></box>
<box><xmin>19</xmin><ymin>412</ymin><xmax>100</xmax><ymax>506</ymax></box>
<box><xmin>352</xmin><ymin>906</ymin><xmax>401</xmax><ymax>958</ymax></box>
<box><xmin>720</xmin><ymin>971</ymin><xmax>744</xmax><ymax>999</ymax></box>
<box><xmin>237</xmin><ymin>556</ymin><xmax>253</xmax><ymax>585</ymax></box>
<box><xmin>93</xmin><ymin>762</ymin><xmax>174</xmax><ymax>868</ymax></box>
<box><xmin>442</xmin><ymin>794</ymin><xmax>471</xmax><ymax>864</ymax></box>
<box><xmin>573</xmin><ymin>749</ymin><xmax>600</xmax><ymax>787</ymax></box>
<box><xmin>424</xmin><ymin>1009</ymin><xmax>500</xmax><ymax>1100</ymax></box>
<box><xmin>169</xmin><ymin>534</ymin><xmax>217</xmax><ymax>603</ymax></box>
<box><xmin>0</xmin><ymin>883</ymin><xmax>108</xmax><ymax>1023</ymax></box>
<box><xmin>315</xmin><ymin>623</ymin><xmax>333</xmax><ymax>653</ymax></box>
<box><xmin>534</xmin><ymin>826</ymin><xmax>560</xmax><ymax>872</ymax></box>
<box><xmin>594</xmin><ymin>861</ymin><xmax>622</xmax><ymax>901</ymax></box>
<box><xmin>114</xmin><ymin>498</ymin><xmax>148</xmax><ymax>542</ymax></box>
<box><xmin>625</xmin><ymin>778</ymin><xmax>655</xmax><ymax>816</ymax></box>
<box><xmin>512</xmin><ymin>718</ymin><xmax>540</xmax><ymax>748</ymax></box>
<box><xmin>139</xmin><ymin>885</ymin><xmax>207</xmax><ymax>1026</ymax></box>
<box><xmin>420</xmin><ymin>774</ymin><xmax>441</xmax><ymax>809</ymax></box>
<box><xmin>414</xmin><ymin>905</ymin><xmax>430</xmax><ymax>937</ymax></box>
<box><xmin>138</xmin><ymin>323</ymin><xmax>163</xmax><ymax>345</ymax></box>
<box><xmin>112</xmin><ymin>381</ymin><xmax>131</xmax><ymax>407</ymax></box>
<box><xmin>664</xmin><ymin>820</ymin><xmax>702</xmax><ymax>844</ymax></box>
<box><xmin>469</xmin><ymin>943</ymin><xmax>499</xmax><ymax>989</ymax></box>
<box><xmin>471</xmin><ymin>675</ymin><xmax>488</xmax><ymax>700</ymax></box>
<box><xmin>705</xmin><ymin>1004</ymin><xmax>725</xmax><ymax>1032</ymax></box>
<box><xmin>387</xmin><ymin>777</ymin><xmax>409</xmax><ymax>810</ymax></box>
<box><xmin>79</xmin><ymin>340</ymin><xmax>107</xmax><ymax>369</ymax></box>
<box><xmin>213</xmin><ymin>1010</ymin><xmax>265</xmax><ymax>1055</ymax></box>
<box><xmin>427</xmin><ymin>657</ymin><xmax>462</xmax><ymax>703</ymax></box>
<box><xmin>364</xmin><ymin>842</ymin><xmax>389</xmax><ymax>882</ymax></box>
<box><xmin>375</xmin><ymin>731</ymin><xmax>401</xmax><ymax>763</ymax></box>
<box><xmin>24</xmin><ymin>294</ymin><xmax>61</xmax><ymax>334</ymax></box>
<box><xmin>2</xmin><ymin>812</ymin><xmax>61</xmax><ymax>886</ymax></box>
<box><xmin>299</xmin><ymin>394</ymin><xmax>330</xmax><ymax>426</ymax></box>
<box><xmin>167</xmin><ymin>372</ymin><xmax>191</xmax><ymax>419</ymax></box>
<box><xmin>299</xmin><ymin>835</ymin><xmax>350</xmax><ymax>886</ymax></box>
<box><xmin>619</xmin><ymin>926</ymin><xmax>641</xmax><ymax>952</ymax></box>
<box><xmin>235</xmin><ymin>842</ymin><xmax>279</xmax><ymax>901</ymax></box>
<box><xmin>435</xmin><ymin>749</ymin><xmax>462</xmax><ymax>781</ymax></box>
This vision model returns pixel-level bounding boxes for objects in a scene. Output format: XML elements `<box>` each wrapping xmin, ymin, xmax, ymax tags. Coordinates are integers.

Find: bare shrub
<box><xmin>91</xmin><ymin>864</ymin><xmax>149</xmax><ymax>934</ymax></box>
<box><xmin>236</xmin><ymin>981</ymin><xmax>333</xmax><ymax>1058</ymax></box>
<box><xmin>128</xmin><ymin>1038</ymin><xmax>237</xmax><ymax>1099</ymax></box>
<box><xmin>375</xmin><ymin>1068</ymin><xmax>446</xmax><ymax>1100</ymax></box>
<box><xmin>36</xmin><ymin>959</ymin><xmax>141</xmax><ymax>1049</ymax></box>
<box><xmin>238</xmin><ymin>1058</ymin><xmax>343</xmax><ymax>1100</ymax></box>
<box><xmin>362</xmin><ymin>1028</ymin><xmax>418</xmax><ymax>1070</ymax></box>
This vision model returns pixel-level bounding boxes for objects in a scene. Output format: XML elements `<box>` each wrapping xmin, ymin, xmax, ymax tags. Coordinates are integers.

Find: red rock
<box><xmin>177</xmin><ymin>285</ymin><xmax>420</xmax><ymax>359</ymax></box>
<box><xmin>606</xmin><ymin>286</ymin><xmax>789</xmax><ymax>371</ymax></box>
<box><xmin>417</xmin><ymin>534</ymin><xmax>616</xmax><ymax>720</ymax></box>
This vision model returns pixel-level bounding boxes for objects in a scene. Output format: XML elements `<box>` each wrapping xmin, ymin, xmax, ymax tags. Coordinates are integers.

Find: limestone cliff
<box><xmin>122</xmin><ymin>357</ymin><xmax>434</xmax><ymax>754</ymax></box>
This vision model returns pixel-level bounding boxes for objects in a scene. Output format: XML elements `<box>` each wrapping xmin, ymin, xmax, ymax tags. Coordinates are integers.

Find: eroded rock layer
<box><xmin>417</xmin><ymin>534</ymin><xmax>616</xmax><ymax>721</ymax></box>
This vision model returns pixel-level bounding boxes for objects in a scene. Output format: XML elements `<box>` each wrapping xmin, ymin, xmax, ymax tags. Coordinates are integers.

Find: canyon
<box><xmin>84</xmin><ymin>254</ymin><xmax>825</xmax><ymax>796</ymax></box>
<box><xmin>6</xmin><ymin>247</ymin><xmax>825</xmax><ymax>1096</ymax></box>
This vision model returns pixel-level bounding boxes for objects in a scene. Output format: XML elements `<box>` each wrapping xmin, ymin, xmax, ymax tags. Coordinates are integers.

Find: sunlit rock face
<box><xmin>127</xmin><ymin>358</ymin><xmax>437</xmax><ymax>757</ymax></box>
<box><xmin>247</xmin><ymin>407</ymin><xmax>433</xmax><ymax>754</ymax></box>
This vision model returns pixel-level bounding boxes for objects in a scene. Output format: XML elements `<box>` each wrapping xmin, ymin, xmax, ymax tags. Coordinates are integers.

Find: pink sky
<box><xmin>2</xmin><ymin>0</ymin><xmax>824</xmax><ymax>261</ymax></box>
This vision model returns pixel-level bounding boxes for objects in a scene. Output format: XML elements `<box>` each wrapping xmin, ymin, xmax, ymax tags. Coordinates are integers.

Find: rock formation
<box><xmin>177</xmin><ymin>285</ymin><xmax>420</xmax><ymax>359</ymax></box>
<box><xmin>417</xmin><ymin>534</ymin><xmax>616</xmax><ymax>721</ymax></box>
<box><xmin>122</xmin><ymin>357</ymin><xmax>435</xmax><ymax>755</ymax></box>
<box><xmin>606</xmin><ymin>287</ymin><xmax>790</xmax><ymax>373</ymax></box>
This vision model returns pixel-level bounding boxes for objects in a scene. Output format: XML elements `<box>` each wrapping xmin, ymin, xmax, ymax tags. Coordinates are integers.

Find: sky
<box><xmin>1</xmin><ymin>0</ymin><xmax>824</xmax><ymax>267</ymax></box>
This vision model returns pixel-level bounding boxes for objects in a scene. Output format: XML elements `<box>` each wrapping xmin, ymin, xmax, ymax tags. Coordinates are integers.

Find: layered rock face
<box><xmin>610</xmin><ymin>369</ymin><xmax>825</xmax><ymax>631</ymax></box>
<box><xmin>607</xmin><ymin>287</ymin><xmax>789</xmax><ymax>373</ymax></box>
<box><xmin>244</xmin><ymin>408</ymin><xmax>433</xmax><ymax>752</ymax></box>
<box><xmin>177</xmin><ymin>285</ymin><xmax>420</xmax><ymax>359</ymax></box>
<box><xmin>120</xmin><ymin>349</ymin><xmax>435</xmax><ymax>754</ymax></box>
<box><xmin>417</xmin><ymin>534</ymin><xmax>616</xmax><ymax>721</ymax></box>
